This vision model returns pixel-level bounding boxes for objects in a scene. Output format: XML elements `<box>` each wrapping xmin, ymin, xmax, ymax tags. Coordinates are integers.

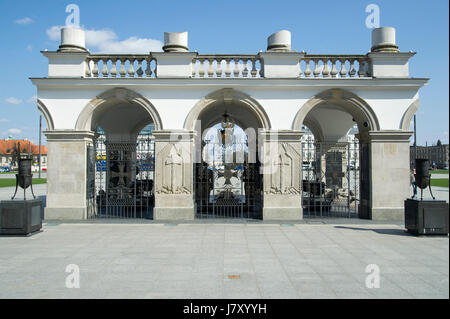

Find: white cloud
<box><xmin>4</xmin><ymin>97</ymin><xmax>22</xmax><ymax>105</ymax></box>
<box><xmin>8</xmin><ymin>128</ymin><xmax>22</xmax><ymax>135</ymax></box>
<box><xmin>27</xmin><ymin>96</ymin><xmax>37</xmax><ymax>104</ymax></box>
<box><xmin>26</xmin><ymin>45</ymin><xmax>33</xmax><ymax>52</ymax></box>
<box><xmin>15</xmin><ymin>17</ymin><xmax>34</xmax><ymax>25</ymax></box>
<box><xmin>46</xmin><ymin>25</ymin><xmax>62</xmax><ymax>41</ymax></box>
<box><xmin>0</xmin><ymin>118</ymin><xmax>9</xmax><ymax>123</ymax></box>
<box><xmin>46</xmin><ymin>26</ymin><xmax>163</xmax><ymax>53</ymax></box>
<box><xmin>85</xmin><ymin>29</ymin><xmax>117</xmax><ymax>46</ymax></box>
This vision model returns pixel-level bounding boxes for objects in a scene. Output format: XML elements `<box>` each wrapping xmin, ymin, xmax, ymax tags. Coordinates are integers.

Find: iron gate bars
<box><xmin>89</xmin><ymin>131</ymin><xmax>155</xmax><ymax>219</ymax></box>
<box><xmin>195</xmin><ymin>141</ymin><xmax>262</xmax><ymax>219</ymax></box>
<box><xmin>301</xmin><ymin>139</ymin><xmax>360</xmax><ymax>218</ymax></box>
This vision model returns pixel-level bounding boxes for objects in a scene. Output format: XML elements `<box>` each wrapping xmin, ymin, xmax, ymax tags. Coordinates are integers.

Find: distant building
<box><xmin>0</xmin><ymin>139</ymin><xmax>47</xmax><ymax>172</ymax></box>
<box><xmin>410</xmin><ymin>144</ymin><xmax>449</xmax><ymax>169</ymax></box>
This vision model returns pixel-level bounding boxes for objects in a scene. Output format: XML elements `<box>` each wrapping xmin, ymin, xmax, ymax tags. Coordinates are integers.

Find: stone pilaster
<box><xmin>153</xmin><ymin>130</ymin><xmax>196</xmax><ymax>220</ymax></box>
<box><xmin>44</xmin><ymin>130</ymin><xmax>95</xmax><ymax>219</ymax></box>
<box><xmin>357</xmin><ymin>130</ymin><xmax>413</xmax><ymax>221</ymax></box>
<box><xmin>260</xmin><ymin>130</ymin><xmax>304</xmax><ymax>220</ymax></box>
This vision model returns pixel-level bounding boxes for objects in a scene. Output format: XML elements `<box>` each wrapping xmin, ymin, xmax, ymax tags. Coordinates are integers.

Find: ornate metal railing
<box><xmin>300</xmin><ymin>55</ymin><xmax>371</xmax><ymax>78</ymax></box>
<box><xmin>192</xmin><ymin>55</ymin><xmax>262</xmax><ymax>78</ymax></box>
<box><xmin>85</xmin><ymin>55</ymin><xmax>157</xmax><ymax>78</ymax></box>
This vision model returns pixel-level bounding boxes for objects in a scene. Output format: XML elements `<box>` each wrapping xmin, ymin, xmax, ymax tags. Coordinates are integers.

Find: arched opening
<box><xmin>189</xmin><ymin>89</ymin><xmax>269</xmax><ymax>219</ymax></box>
<box><xmin>83</xmin><ymin>88</ymin><xmax>160</xmax><ymax>219</ymax></box>
<box><xmin>295</xmin><ymin>89</ymin><xmax>377</xmax><ymax>219</ymax></box>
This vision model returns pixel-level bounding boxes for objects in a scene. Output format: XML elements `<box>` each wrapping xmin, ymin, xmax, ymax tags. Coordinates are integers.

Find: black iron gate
<box><xmin>88</xmin><ymin>130</ymin><xmax>155</xmax><ymax>219</ymax></box>
<box><xmin>195</xmin><ymin>141</ymin><xmax>262</xmax><ymax>219</ymax></box>
<box><xmin>302</xmin><ymin>140</ymin><xmax>360</xmax><ymax>218</ymax></box>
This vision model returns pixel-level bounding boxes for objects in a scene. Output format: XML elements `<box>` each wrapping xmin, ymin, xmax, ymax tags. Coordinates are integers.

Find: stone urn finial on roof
<box><xmin>163</xmin><ymin>32</ymin><xmax>189</xmax><ymax>52</ymax></box>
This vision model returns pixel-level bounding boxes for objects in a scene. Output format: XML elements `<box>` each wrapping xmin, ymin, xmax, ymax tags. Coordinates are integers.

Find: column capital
<box><xmin>357</xmin><ymin>130</ymin><xmax>413</xmax><ymax>143</ymax></box>
<box><xmin>44</xmin><ymin>130</ymin><xmax>95</xmax><ymax>142</ymax></box>
<box><xmin>259</xmin><ymin>129</ymin><xmax>304</xmax><ymax>142</ymax></box>
<box><xmin>152</xmin><ymin>130</ymin><xmax>196</xmax><ymax>142</ymax></box>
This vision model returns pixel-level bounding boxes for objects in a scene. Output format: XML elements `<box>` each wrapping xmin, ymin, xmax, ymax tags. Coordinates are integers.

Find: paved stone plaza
<box><xmin>0</xmin><ymin>220</ymin><xmax>448</xmax><ymax>299</ymax></box>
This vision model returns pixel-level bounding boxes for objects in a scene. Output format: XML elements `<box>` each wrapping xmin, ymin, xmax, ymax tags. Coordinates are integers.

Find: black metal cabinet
<box><xmin>405</xmin><ymin>199</ymin><xmax>449</xmax><ymax>235</ymax></box>
<box><xmin>0</xmin><ymin>199</ymin><xmax>43</xmax><ymax>235</ymax></box>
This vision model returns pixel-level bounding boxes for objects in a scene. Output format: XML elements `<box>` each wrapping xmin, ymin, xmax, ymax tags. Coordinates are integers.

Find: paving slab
<box><xmin>0</xmin><ymin>221</ymin><xmax>448</xmax><ymax>299</ymax></box>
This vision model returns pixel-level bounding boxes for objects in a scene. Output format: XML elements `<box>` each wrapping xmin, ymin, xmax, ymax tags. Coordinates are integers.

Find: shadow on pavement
<box><xmin>334</xmin><ymin>225</ymin><xmax>413</xmax><ymax>237</ymax></box>
<box><xmin>335</xmin><ymin>225</ymin><xmax>449</xmax><ymax>237</ymax></box>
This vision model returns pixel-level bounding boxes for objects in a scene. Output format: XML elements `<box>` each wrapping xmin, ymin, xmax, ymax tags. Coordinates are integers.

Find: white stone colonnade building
<box><xmin>31</xmin><ymin>27</ymin><xmax>427</xmax><ymax>221</ymax></box>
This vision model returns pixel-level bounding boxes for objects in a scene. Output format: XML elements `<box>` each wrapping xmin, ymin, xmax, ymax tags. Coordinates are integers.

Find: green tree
<box><xmin>437</xmin><ymin>139</ymin><xmax>442</xmax><ymax>146</ymax></box>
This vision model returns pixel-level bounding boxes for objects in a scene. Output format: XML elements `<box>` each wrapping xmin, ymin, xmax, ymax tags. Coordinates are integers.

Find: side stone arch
<box><xmin>292</xmin><ymin>88</ymin><xmax>380</xmax><ymax>133</ymax></box>
<box><xmin>75</xmin><ymin>87</ymin><xmax>163</xmax><ymax>131</ymax></box>
<box><xmin>183</xmin><ymin>88</ymin><xmax>271</xmax><ymax>131</ymax></box>
<box><xmin>399</xmin><ymin>99</ymin><xmax>420</xmax><ymax>131</ymax></box>
<box><xmin>37</xmin><ymin>98</ymin><xmax>55</xmax><ymax>130</ymax></box>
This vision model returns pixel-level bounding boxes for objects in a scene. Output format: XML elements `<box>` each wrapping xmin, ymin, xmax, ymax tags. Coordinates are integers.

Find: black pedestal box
<box><xmin>404</xmin><ymin>199</ymin><xmax>449</xmax><ymax>235</ymax></box>
<box><xmin>0</xmin><ymin>199</ymin><xmax>43</xmax><ymax>235</ymax></box>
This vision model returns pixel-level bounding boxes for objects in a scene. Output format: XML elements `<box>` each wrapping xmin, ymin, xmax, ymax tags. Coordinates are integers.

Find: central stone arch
<box><xmin>185</xmin><ymin>88</ymin><xmax>270</xmax><ymax>219</ymax></box>
<box><xmin>184</xmin><ymin>88</ymin><xmax>271</xmax><ymax>131</ymax></box>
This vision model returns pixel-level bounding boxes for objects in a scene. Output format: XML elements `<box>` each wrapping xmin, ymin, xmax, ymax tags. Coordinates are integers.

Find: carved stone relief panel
<box><xmin>264</xmin><ymin>142</ymin><xmax>302</xmax><ymax>195</ymax></box>
<box><xmin>155</xmin><ymin>142</ymin><xmax>192</xmax><ymax>194</ymax></box>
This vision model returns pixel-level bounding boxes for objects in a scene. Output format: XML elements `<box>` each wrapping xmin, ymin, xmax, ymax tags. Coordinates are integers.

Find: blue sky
<box><xmin>0</xmin><ymin>0</ymin><xmax>448</xmax><ymax>146</ymax></box>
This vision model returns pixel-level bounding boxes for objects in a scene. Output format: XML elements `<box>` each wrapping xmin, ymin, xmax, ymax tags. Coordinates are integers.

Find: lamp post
<box><xmin>413</xmin><ymin>114</ymin><xmax>417</xmax><ymax>166</ymax></box>
<box><xmin>38</xmin><ymin>115</ymin><xmax>42</xmax><ymax>179</ymax></box>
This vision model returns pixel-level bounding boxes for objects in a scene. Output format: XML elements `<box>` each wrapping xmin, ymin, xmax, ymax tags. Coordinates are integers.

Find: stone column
<box><xmin>44</xmin><ymin>130</ymin><xmax>94</xmax><ymax>219</ymax></box>
<box><xmin>153</xmin><ymin>130</ymin><xmax>196</xmax><ymax>220</ymax></box>
<box><xmin>260</xmin><ymin>130</ymin><xmax>304</xmax><ymax>220</ymax></box>
<box><xmin>357</xmin><ymin>130</ymin><xmax>412</xmax><ymax>221</ymax></box>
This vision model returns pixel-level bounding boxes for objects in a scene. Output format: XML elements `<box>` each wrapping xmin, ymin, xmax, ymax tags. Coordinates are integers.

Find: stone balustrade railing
<box><xmin>192</xmin><ymin>55</ymin><xmax>262</xmax><ymax>78</ymax></box>
<box><xmin>85</xmin><ymin>55</ymin><xmax>157</xmax><ymax>78</ymax></box>
<box><xmin>84</xmin><ymin>53</ymin><xmax>372</xmax><ymax>79</ymax></box>
<box><xmin>300</xmin><ymin>55</ymin><xmax>371</xmax><ymax>78</ymax></box>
